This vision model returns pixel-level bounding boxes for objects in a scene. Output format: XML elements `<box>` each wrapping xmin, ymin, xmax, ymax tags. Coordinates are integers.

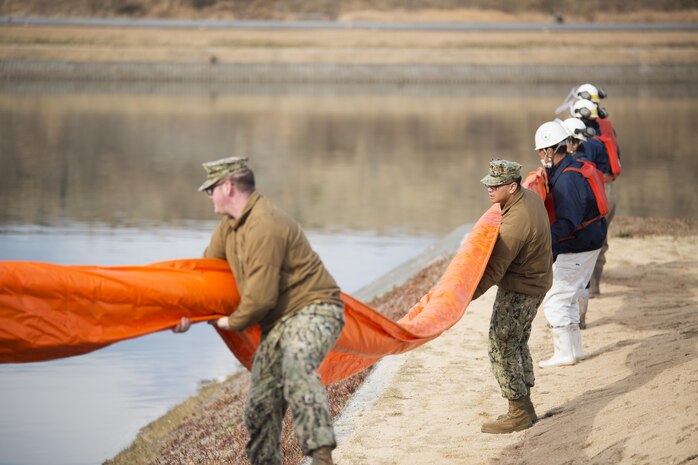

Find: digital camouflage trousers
<box><xmin>244</xmin><ymin>302</ymin><xmax>344</xmax><ymax>465</ymax></box>
<box><xmin>488</xmin><ymin>287</ymin><xmax>544</xmax><ymax>400</ymax></box>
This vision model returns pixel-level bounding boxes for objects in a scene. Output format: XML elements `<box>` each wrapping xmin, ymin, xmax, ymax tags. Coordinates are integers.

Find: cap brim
<box><xmin>197</xmin><ymin>177</ymin><xmax>218</xmax><ymax>192</ymax></box>
<box><xmin>480</xmin><ymin>175</ymin><xmax>517</xmax><ymax>187</ymax></box>
<box><xmin>480</xmin><ymin>175</ymin><xmax>500</xmax><ymax>186</ymax></box>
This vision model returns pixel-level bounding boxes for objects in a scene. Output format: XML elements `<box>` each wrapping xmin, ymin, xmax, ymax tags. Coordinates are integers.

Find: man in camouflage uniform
<box><xmin>473</xmin><ymin>159</ymin><xmax>553</xmax><ymax>434</ymax></box>
<box><xmin>174</xmin><ymin>156</ymin><xmax>344</xmax><ymax>465</ymax></box>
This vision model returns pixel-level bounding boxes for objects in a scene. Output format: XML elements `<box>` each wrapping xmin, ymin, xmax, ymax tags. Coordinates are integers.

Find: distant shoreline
<box><xmin>2</xmin><ymin>20</ymin><xmax>696</xmax><ymax>84</ymax></box>
<box><xmin>2</xmin><ymin>61</ymin><xmax>696</xmax><ymax>85</ymax></box>
<box><xmin>4</xmin><ymin>16</ymin><xmax>697</xmax><ymax>31</ymax></box>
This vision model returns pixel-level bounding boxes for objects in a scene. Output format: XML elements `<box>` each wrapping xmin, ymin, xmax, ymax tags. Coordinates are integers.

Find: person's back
<box><xmin>205</xmin><ymin>192</ymin><xmax>342</xmax><ymax>333</ymax></box>
<box><xmin>497</xmin><ymin>187</ymin><xmax>553</xmax><ymax>295</ymax></box>
<box><xmin>547</xmin><ymin>154</ymin><xmax>607</xmax><ymax>258</ymax></box>
<box><xmin>576</xmin><ymin>137</ymin><xmax>610</xmax><ymax>175</ymax></box>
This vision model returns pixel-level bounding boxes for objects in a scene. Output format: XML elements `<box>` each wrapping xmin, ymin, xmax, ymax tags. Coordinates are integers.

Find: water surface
<box><xmin>0</xmin><ymin>225</ymin><xmax>434</xmax><ymax>465</ymax></box>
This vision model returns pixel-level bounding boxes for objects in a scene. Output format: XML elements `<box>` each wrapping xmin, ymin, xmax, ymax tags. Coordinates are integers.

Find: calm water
<box><xmin>0</xmin><ymin>81</ymin><xmax>696</xmax><ymax>465</ymax></box>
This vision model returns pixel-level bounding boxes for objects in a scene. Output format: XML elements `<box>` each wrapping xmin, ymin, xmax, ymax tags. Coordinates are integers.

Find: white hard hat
<box><xmin>562</xmin><ymin>117</ymin><xmax>589</xmax><ymax>141</ymax></box>
<box><xmin>571</xmin><ymin>99</ymin><xmax>599</xmax><ymax>120</ymax></box>
<box><xmin>534</xmin><ymin>120</ymin><xmax>570</xmax><ymax>151</ymax></box>
<box><xmin>576</xmin><ymin>83</ymin><xmax>600</xmax><ymax>103</ymax></box>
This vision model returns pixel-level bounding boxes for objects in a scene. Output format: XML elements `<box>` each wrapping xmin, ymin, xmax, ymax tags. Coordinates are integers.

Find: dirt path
<box><xmin>332</xmin><ymin>234</ymin><xmax>698</xmax><ymax>464</ymax></box>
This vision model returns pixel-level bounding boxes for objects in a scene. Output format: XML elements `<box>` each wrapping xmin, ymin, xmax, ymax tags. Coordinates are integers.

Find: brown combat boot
<box><xmin>311</xmin><ymin>446</ymin><xmax>334</xmax><ymax>465</ymax></box>
<box><xmin>482</xmin><ymin>398</ymin><xmax>532</xmax><ymax>434</ymax></box>
<box><xmin>521</xmin><ymin>394</ymin><xmax>538</xmax><ymax>423</ymax></box>
<box><xmin>497</xmin><ymin>394</ymin><xmax>537</xmax><ymax>423</ymax></box>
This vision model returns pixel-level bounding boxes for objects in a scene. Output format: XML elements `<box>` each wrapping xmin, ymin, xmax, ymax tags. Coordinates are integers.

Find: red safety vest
<box><xmin>522</xmin><ymin>168</ymin><xmax>556</xmax><ymax>223</ymax></box>
<box><xmin>595</xmin><ymin>118</ymin><xmax>622</xmax><ymax>180</ymax></box>
<box><xmin>543</xmin><ymin>161</ymin><xmax>609</xmax><ymax>231</ymax></box>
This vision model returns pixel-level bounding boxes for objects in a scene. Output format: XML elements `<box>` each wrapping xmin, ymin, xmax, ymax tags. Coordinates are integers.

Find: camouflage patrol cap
<box><xmin>197</xmin><ymin>156</ymin><xmax>249</xmax><ymax>192</ymax></box>
<box><xmin>480</xmin><ymin>159</ymin><xmax>522</xmax><ymax>187</ymax></box>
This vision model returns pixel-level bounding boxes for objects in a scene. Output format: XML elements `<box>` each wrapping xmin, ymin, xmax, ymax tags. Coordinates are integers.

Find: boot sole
<box><xmin>497</xmin><ymin>414</ymin><xmax>537</xmax><ymax>424</ymax></box>
<box><xmin>538</xmin><ymin>362</ymin><xmax>575</xmax><ymax>368</ymax></box>
<box><xmin>481</xmin><ymin>423</ymin><xmax>532</xmax><ymax>434</ymax></box>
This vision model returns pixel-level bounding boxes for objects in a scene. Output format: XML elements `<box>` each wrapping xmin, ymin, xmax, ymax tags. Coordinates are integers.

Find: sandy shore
<box><xmin>331</xmin><ymin>232</ymin><xmax>698</xmax><ymax>465</ymax></box>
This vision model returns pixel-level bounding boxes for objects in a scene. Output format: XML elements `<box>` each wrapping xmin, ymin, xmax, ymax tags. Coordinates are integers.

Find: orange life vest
<box><xmin>522</xmin><ymin>168</ymin><xmax>555</xmax><ymax>223</ymax></box>
<box><xmin>522</xmin><ymin>167</ymin><xmax>548</xmax><ymax>202</ymax></box>
<box><xmin>563</xmin><ymin>160</ymin><xmax>609</xmax><ymax>229</ymax></box>
<box><xmin>544</xmin><ymin>160</ymin><xmax>608</xmax><ymax>233</ymax></box>
<box><xmin>595</xmin><ymin>118</ymin><xmax>622</xmax><ymax>180</ymax></box>
<box><xmin>524</xmin><ymin>162</ymin><xmax>607</xmax><ymax>240</ymax></box>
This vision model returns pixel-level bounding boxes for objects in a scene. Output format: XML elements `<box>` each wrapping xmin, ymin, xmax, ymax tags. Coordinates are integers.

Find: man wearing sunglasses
<box><xmin>474</xmin><ymin>159</ymin><xmax>553</xmax><ymax>434</ymax></box>
<box><xmin>175</xmin><ymin>156</ymin><xmax>344</xmax><ymax>465</ymax></box>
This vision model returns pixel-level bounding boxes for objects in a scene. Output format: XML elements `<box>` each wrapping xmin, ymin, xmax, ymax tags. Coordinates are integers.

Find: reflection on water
<box><xmin>0</xmin><ymin>81</ymin><xmax>696</xmax><ymax>465</ymax></box>
<box><xmin>1</xmin><ymin>83</ymin><xmax>696</xmax><ymax>232</ymax></box>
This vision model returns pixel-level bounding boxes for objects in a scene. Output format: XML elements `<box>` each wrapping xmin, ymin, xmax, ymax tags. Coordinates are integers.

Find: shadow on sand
<box><xmin>495</xmin><ymin>258</ymin><xmax>698</xmax><ymax>464</ymax></box>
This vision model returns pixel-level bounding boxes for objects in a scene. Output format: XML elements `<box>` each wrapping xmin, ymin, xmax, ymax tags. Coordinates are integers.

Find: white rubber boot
<box><xmin>571</xmin><ymin>324</ymin><xmax>585</xmax><ymax>361</ymax></box>
<box><xmin>539</xmin><ymin>326</ymin><xmax>576</xmax><ymax>368</ymax></box>
<box><xmin>579</xmin><ymin>288</ymin><xmax>589</xmax><ymax>329</ymax></box>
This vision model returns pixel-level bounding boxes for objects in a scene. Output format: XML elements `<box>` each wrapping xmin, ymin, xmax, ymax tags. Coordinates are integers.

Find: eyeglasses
<box><xmin>204</xmin><ymin>180</ymin><xmax>223</xmax><ymax>196</ymax></box>
<box><xmin>486</xmin><ymin>182</ymin><xmax>513</xmax><ymax>191</ymax></box>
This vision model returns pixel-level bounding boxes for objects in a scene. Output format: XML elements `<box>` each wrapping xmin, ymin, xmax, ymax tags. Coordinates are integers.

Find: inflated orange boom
<box><xmin>0</xmin><ymin>205</ymin><xmax>501</xmax><ymax>384</ymax></box>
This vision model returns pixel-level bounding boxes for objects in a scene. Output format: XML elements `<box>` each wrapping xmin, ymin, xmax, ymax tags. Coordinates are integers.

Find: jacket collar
<box><xmin>548</xmin><ymin>153</ymin><xmax>576</xmax><ymax>185</ymax></box>
<box><xmin>501</xmin><ymin>187</ymin><xmax>524</xmax><ymax>215</ymax></box>
<box><xmin>229</xmin><ymin>191</ymin><xmax>262</xmax><ymax>230</ymax></box>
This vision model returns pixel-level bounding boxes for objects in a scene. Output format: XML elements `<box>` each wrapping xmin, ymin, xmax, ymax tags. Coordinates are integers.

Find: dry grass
<box><xmin>1</xmin><ymin>0</ymin><xmax>697</xmax><ymax>22</ymax></box>
<box><xmin>1</xmin><ymin>1</ymin><xmax>697</xmax><ymax>66</ymax></box>
<box><xmin>610</xmin><ymin>216</ymin><xmax>698</xmax><ymax>238</ymax></box>
<box><xmin>1</xmin><ymin>25</ymin><xmax>697</xmax><ymax>66</ymax></box>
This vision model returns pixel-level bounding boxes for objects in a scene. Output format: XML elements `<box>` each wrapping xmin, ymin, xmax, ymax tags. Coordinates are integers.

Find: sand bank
<box><xmin>331</xmin><ymin>232</ymin><xmax>698</xmax><ymax>465</ymax></box>
<box><xmin>107</xmin><ymin>217</ymin><xmax>697</xmax><ymax>464</ymax></box>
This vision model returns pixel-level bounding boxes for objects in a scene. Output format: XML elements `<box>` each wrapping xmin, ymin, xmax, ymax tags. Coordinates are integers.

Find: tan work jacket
<box><xmin>204</xmin><ymin>191</ymin><xmax>343</xmax><ymax>333</ymax></box>
<box><xmin>474</xmin><ymin>187</ymin><xmax>553</xmax><ymax>299</ymax></box>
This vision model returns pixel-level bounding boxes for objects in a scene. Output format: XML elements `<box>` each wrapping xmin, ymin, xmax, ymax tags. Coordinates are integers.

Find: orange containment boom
<box><xmin>0</xmin><ymin>205</ymin><xmax>501</xmax><ymax>385</ymax></box>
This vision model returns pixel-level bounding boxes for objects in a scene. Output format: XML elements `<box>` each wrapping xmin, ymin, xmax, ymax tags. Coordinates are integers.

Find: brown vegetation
<box><xmin>2</xmin><ymin>25</ymin><xmax>696</xmax><ymax>67</ymax></box>
<box><xmin>610</xmin><ymin>216</ymin><xmax>698</xmax><ymax>238</ymax></box>
<box><xmin>1</xmin><ymin>0</ymin><xmax>697</xmax><ymax>22</ymax></box>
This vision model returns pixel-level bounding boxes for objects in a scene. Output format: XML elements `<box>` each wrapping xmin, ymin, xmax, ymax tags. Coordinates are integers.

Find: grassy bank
<box><xmin>1</xmin><ymin>1</ymin><xmax>697</xmax><ymax>22</ymax></box>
